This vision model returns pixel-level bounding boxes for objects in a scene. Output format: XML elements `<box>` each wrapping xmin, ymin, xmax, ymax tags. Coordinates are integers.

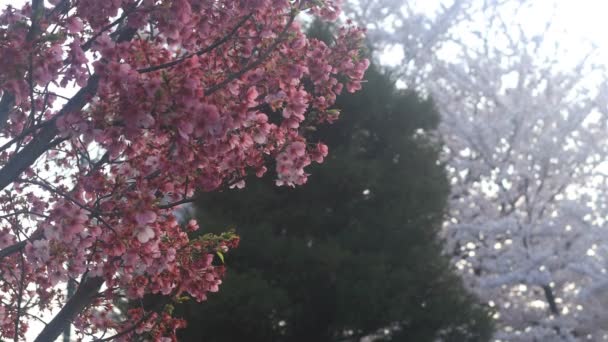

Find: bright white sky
<box><xmin>552</xmin><ymin>0</ymin><xmax>608</xmax><ymax>54</ymax></box>
<box><xmin>519</xmin><ymin>0</ymin><xmax>608</xmax><ymax>64</ymax></box>
<box><xmin>378</xmin><ymin>0</ymin><xmax>608</xmax><ymax>68</ymax></box>
<box><xmin>1</xmin><ymin>0</ymin><xmax>608</xmax><ymax>340</ymax></box>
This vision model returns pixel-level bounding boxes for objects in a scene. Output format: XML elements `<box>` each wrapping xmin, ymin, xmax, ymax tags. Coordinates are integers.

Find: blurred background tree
<box><xmin>164</xmin><ymin>22</ymin><xmax>493</xmax><ymax>342</ymax></box>
<box><xmin>344</xmin><ymin>1</ymin><xmax>608</xmax><ymax>339</ymax></box>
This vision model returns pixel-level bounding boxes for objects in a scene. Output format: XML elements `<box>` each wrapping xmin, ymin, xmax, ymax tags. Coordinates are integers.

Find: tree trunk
<box><xmin>62</xmin><ymin>276</ymin><xmax>76</xmax><ymax>342</ymax></box>
<box><xmin>34</xmin><ymin>276</ymin><xmax>104</xmax><ymax>342</ymax></box>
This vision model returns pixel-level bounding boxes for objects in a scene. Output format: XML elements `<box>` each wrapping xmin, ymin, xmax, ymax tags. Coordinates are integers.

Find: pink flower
<box><xmin>48</xmin><ymin>265</ymin><xmax>68</xmax><ymax>286</ymax></box>
<box><xmin>66</xmin><ymin>17</ymin><xmax>84</xmax><ymax>34</ymax></box>
<box><xmin>44</xmin><ymin>223</ymin><xmax>62</xmax><ymax>241</ymax></box>
<box><xmin>311</xmin><ymin>143</ymin><xmax>329</xmax><ymax>163</ymax></box>
<box><xmin>28</xmin><ymin>239</ymin><xmax>51</xmax><ymax>263</ymax></box>
<box><xmin>178</xmin><ymin>120</ymin><xmax>194</xmax><ymax>139</ymax></box>
<box><xmin>253</xmin><ymin>129</ymin><xmax>267</xmax><ymax>144</ymax></box>
<box><xmin>0</xmin><ymin>0</ymin><xmax>369</xmax><ymax>337</ymax></box>
<box><xmin>135</xmin><ymin>210</ymin><xmax>157</xmax><ymax>225</ymax></box>
<box><xmin>0</xmin><ymin>233</ymin><xmax>14</xmax><ymax>248</ymax></box>
<box><xmin>288</xmin><ymin>141</ymin><xmax>306</xmax><ymax>157</ymax></box>
<box><xmin>136</xmin><ymin>226</ymin><xmax>155</xmax><ymax>244</ymax></box>
<box><xmin>229</xmin><ymin>180</ymin><xmax>245</xmax><ymax>189</ymax></box>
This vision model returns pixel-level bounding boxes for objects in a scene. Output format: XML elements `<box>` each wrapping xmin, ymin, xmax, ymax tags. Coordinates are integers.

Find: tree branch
<box><xmin>137</xmin><ymin>13</ymin><xmax>253</xmax><ymax>74</ymax></box>
<box><xmin>26</xmin><ymin>0</ymin><xmax>45</xmax><ymax>41</ymax></box>
<box><xmin>0</xmin><ymin>0</ymin><xmax>44</xmax><ymax>131</ymax></box>
<box><xmin>34</xmin><ymin>276</ymin><xmax>104</xmax><ymax>342</ymax></box>
<box><xmin>158</xmin><ymin>197</ymin><xmax>195</xmax><ymax>209</ymax></box>
<box><xmin>0</xmin><ymin>92</ymin><xmax>15</xmax><ymax>132</ymax></box>
<box><xmin>542</xmin><ymin>284</ymin><xmax>560</xmax><ymax>316</ymax></box>
<box><xmin>0</xmin><ymin>26</ymin><xmax>137</xmax><ymax>192</ymax></box>
<box><xmin>81</xmin><ymin>1</ymin><xmax>140</xmax><ymax>52</ymax></box>
<box><xmin>203</xmin><ymin>13</ymin><xmax>296</xmax><ymax>96</ymax></box>
<box><xmin>0</xmin><ymin>228</ymin><xmax>43</xmax><ymax>260</ymax></box>
<box><xmin>93</xmin><ymin>299</ymin><xmax>169</xmax><ymax>342</ymax></box>
<box><xmin>13</xmin><ymin>250</ymin><xmax>26</xmax><ymax>342</ymax></box>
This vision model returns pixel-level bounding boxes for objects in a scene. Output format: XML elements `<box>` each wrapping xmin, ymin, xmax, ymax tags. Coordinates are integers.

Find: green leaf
<box><xmin>216</xmin><ymin>251</ymin><xmax>225</xmax><ymax>263</ymax></box>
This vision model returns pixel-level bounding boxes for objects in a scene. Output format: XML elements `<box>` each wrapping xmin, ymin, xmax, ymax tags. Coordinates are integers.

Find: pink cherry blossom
<box><xmin>135</xmin><ymin>226</ymin><xmax>156</xmax><ymax>244</ymax></box>
<box><xmin>66</xmin><ymin>17</ymin><xmax>84</xmax><ymax>34</ymax></box>
<box><xmin>0</xmin><ymin>0</ymin><xmax>367</xmax><ymax>340</ymax></box>
<box><xmin>135</xmin><ymin>210</ymin><xmax>157</xmax><ymax>225</ymax></box>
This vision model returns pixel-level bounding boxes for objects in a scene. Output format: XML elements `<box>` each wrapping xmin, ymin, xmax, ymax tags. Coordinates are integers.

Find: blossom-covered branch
<box><xmin>0</xmin><ymin>0</ymin><xmax>368</xmax><ymax>340</ymax></box>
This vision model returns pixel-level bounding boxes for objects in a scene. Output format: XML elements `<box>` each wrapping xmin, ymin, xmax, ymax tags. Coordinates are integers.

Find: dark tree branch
<box><xmin>34</xmin><ymin>276</ymin><xmax>104</xmax><ymax>342</ymax></box>
<box><xmin>137</xmin><ymin>13</ymin><xmax>253</xmax><ymax>73</ymax></box>
<box><xmin>0</xmin><ymin>26</ymin><xmax>138</xmax><ymax>192</ymax></box>
<box><xmin>0</xmin><ymin>229</ymin><xmax>43</xmax><ymax>260</ymax></box>
<box><xmin>158</xmin><ymin>197</ymin><xmax>195</xmax><ymax>209</ymax></box>
<box><xmin>93</xmin><ymin>290</ymin><xmax>173</xmax><ymax>341</ymax></box>
<box><xmin>93</xmin><ymin>313</ymin><xmax>153</xmax><ymax>342</ymax></box>
<box><xmin>46</xmin><ymin>0</ymin><xmax>70</xmax><ymax>19</ymax></box>
<box><xmin>81</xmin><ymin>1</ymin><xmax>140</xmax><ymax>52</ymax></box>
<box><xmin>0</xmin><ymin>93</ymin><xmax>15</xmax><ymax>132</ymax></box>
<box><xmin>0</xmin><ymin>109</ymin><xmax>64</xmax><ymax>192</ymax></box>
<box><xmin>0</xmin><ymin>210</ymin><xmax>48</xmax><ymax>220</ymax></box>
<box><xmin>13</xmin><ymin>250</ymin><xmax>26</xmax><ymax>342</ymax></box>
<box><xmin>542</xmin><ymin>284</ymin><xmax>560</xmax><ymax>316</ymax></box>
<box><xmin>26</xmin><ymin>0</ymin><xmax>44</xmax><ymax>41</ymax></box>
<box><xmin>0</xmin><ymin>121</ymin><xmax>52</xmax><ymax>154</ymax></box>
<box><xmin>0</xmin><ymin>241</ymin><xmax>28</xmax><ymax>260</ymax></box>
<box><xmin>0</xmin><ymin>0</ymin><xmax>44</xmax><ymax>131</ymax></box>
<box><xmin>204</xmin><ymin>12</ymin><xmax>296</xmax><ymax>97</ymax></box>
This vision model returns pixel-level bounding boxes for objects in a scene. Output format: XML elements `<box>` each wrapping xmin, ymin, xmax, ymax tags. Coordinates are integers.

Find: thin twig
<box><xmin>137</xmin><ymin>13</ymin><xmax>253</xmax><ymax>73</ymax></box>
<box><xmin>204</xmin><ymin>12</ymin><xmax>297</xmax><ymax>97</ymax></box>
<box><xmin>13</xmin><ymin>250</ymin><xmax>26</xmax><ymax>342</ymax></box>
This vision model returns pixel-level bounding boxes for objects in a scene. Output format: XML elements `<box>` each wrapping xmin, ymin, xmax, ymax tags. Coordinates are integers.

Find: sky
<box><xmin>521</xmin><ymin>0</ymin><xmax>608</xmax><ymax>65</ymax></box>
<box><xmin>378</xmin><ymin>0</ymin><xmax>608</xmax><ymax>68</ymax></box>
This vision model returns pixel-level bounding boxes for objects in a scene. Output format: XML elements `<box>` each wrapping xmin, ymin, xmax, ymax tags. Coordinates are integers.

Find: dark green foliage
<box><xmin>172</xmin><ymin>24</ymin><xmax>493</xmax><ymax>342</ymax></box>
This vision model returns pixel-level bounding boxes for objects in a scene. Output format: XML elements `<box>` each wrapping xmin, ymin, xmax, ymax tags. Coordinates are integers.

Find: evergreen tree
<box><xmin>170</xmin><ymin>57</ymin><xmax>493</xmax><ymax>341</ymax></box>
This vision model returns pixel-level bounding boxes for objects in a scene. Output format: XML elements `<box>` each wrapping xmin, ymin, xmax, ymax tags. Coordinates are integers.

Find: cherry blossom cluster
<box><xmin>0</xmin><ymin>0</ymin><xmax>367</xmax><ymax>340</ymax></box>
